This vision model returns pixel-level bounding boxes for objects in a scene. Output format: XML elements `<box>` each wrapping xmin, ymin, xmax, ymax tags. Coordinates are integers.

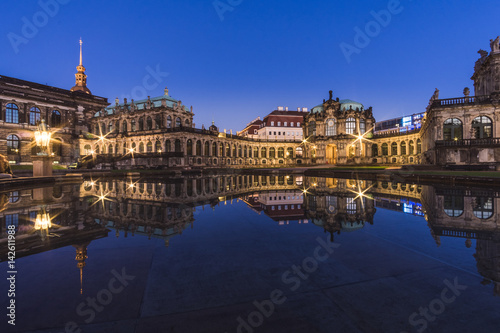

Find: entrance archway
<box><xmin>326</xmin><ymin>144</ymin><xmax>337</xmax><ymax>164</ymax></box>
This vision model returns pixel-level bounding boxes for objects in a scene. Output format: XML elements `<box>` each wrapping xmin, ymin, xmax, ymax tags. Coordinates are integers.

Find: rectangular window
<box><xmin>278</xmin><ymin>122</ymin><xmax>281</xmax><ymax>126</ymax></box>
<box><xmin>291</xmin><ymin>122</ymin><xmax>294</xmax><ymax>126</ymax></box>
<box><xmin>284</xmin><ymin>122</ymin><xmax>287</xmax><ymax>126</ymax></box>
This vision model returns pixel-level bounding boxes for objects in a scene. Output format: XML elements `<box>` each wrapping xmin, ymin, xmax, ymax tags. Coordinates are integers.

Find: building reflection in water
<box><xmin>1</xmin><ymin>174</ymin><xmax>500</xmax><ymax>295</ymax></box>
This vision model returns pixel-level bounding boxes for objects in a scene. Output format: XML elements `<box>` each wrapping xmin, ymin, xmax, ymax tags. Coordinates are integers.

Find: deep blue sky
<box><xmin>1</xmin><ymin>0</ymin><xmax>498</xmax><ymax>131</ymax></box>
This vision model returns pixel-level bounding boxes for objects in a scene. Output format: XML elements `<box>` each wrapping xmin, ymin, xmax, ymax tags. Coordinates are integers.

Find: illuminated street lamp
<box><xmin>34</xmin><ymin>119</ymin><xmax>52</xmax><ymax>155</ymax></box>
<box><xmin>32</xmin><ymin>119</ymin><xmax>55</xmax><ymax>177</ymax></box>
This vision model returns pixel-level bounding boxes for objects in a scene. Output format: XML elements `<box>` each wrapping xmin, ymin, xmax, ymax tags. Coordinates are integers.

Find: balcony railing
<box><xmin>435</xmin><ymin>138</ymin><xmax>500</xmax><ymax>147</ymax></box>
<box><xmin>431</xmin><ymin>95</ymin><xmax>491</xmax><ymax>108</ymax></box>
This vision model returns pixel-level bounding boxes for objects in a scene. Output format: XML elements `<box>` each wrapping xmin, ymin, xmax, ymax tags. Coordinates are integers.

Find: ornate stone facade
<box><xmin>421</xmin><ymin>36</ymin><xmax>500</xmax><ymax>168</ymax></box>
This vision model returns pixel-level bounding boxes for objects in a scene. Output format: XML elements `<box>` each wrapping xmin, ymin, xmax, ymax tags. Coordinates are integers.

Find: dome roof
<box><xmin>339</xmin><ymin>99</ymin><xmax>364</xmax><ymax>111</ymax></box>
<box><xmin>341</xmin><ymin>221</ymin><xmax>365</xmax><ymax>232</ymax></box>
<box><xmin>311</xmin><ymin>104</ymin><xmax>324</xmax><ymax>114</ymax></box>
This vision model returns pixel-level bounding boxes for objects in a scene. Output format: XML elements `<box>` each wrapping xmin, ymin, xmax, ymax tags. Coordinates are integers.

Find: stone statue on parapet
<box><xmin>0</xmin><ymin>154</ymin><xmax>13</xmax><ymax>177</ymax></box>
<box><xmin>478</xmin><ymin>49</ymin><xmax>489</xmax><ymax>58</ymax></box>
<box><xmin>433</xmin><ymin>88</ymin><xmax>440</xmax><ymax>100</ymax></box>
<box><xmin>490</xmin><ymin>36</ymin><xmax>500</xmax><ymax>53</ymax></box>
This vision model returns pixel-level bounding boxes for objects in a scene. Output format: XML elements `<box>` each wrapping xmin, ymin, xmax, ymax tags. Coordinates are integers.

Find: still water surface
<box><xmin>1</xmin><ymin>174</ymin><xmax>499</xmax><ymax>333</ymax></box>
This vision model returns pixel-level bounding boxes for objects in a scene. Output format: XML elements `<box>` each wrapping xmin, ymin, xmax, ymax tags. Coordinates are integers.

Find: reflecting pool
<box><xmin>1</xmin><ymin>174</ymin><xmax>500</xmax><ymax>333</ymax></box>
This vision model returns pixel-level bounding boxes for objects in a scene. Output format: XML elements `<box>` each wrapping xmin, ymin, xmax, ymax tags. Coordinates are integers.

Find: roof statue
<box><xmin>490</xmin><ymin>36</ymin><xmax>500</xmax><ymax>53</ymax></box>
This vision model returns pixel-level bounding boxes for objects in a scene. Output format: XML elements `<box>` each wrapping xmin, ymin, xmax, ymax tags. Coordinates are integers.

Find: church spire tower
<box><xmin>71</xmin><ymin>38</ymin><xmax>91</xmax><ymax>94</ymax></box>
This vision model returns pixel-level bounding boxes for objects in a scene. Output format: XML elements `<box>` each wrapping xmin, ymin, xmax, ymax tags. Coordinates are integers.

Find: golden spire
<box><xmin>71</xmin><ymin>38</ymin><xmax>91</xmax><ymax>94</ymax></box>
<box><xmin>79</xmin><ymin>38</ymin><xmax>83</xmax><ymax>66</ymax></box>
<box><xmin>73</xmin><ymin>244</ymin><xmax>88</xmax><ymax>295</ymax></box>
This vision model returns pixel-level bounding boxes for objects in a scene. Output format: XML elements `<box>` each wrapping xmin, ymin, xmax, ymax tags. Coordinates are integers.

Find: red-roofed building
<box><xmin>237</xmin><ymin>117</ymin><xmax>263</xmax><ymax>138</ymax></box>
<box><xmin>254</xmin><ymin>107</ymin><xmax>308</xmax><ymax>141</ymax></box>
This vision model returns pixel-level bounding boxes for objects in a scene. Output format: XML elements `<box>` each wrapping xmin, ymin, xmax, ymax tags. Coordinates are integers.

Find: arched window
<box><xmin>29</xmin><ymin>107</ymin><xmax>41</xmax><ymax>125</ymax></box>
<box><xmin>359</xmin><ymin>119</ymin><xmax>366</xmax><ymax>134</ymax></box>
<box><xmin>146</xmin><ymin>117</ymin><xmax>153</xmax><ymax>130</ymax></box>
<box><xmin>308</xmin><ymin>121</ymin><xmax>316</xmax><ymax>136</ymax></box>
<box><xmin>109</xmin><ymin>144</ymin><xmax>114</xmax><ymax>155</ymax></box>
<box><xmin>473</xmin><ymin>197</ymin><xmax>493</xmax><ymax>219</ymax></box>
<box><xmin>278</xmin><ymin>147</ymin><xmax>284</xmax><ymax>158</ymax></box>
<box><xmin>416</xmin><ymin>139</ymin><xmax>421</xmax><ymax>154</ymax></box>
<box><xmin>444</xmin><ymin>196</ymin><xmax>464</xmax><ymax>217</ymax></box>
<box><xmin>372</xmin><ymin>144</ymin><xmax>378</xmax><ymax>157</ymax></box>
<box><xmin>122</xmin><ymin>120</ymin><xmax>127</xmax><ymax>133</ymax></box>
<box><xmin>155</xmin><ymin>140</ymin><xmax>161</xmax><ymax>152</ymax></box>
<box><xmin>131</xmin><ymin>142</ymin><xmax>136</xmax><ymax>152</ymax></box>
<box><xmin>138</xmin><ymin>117</ymin><xmax>144</xmax><ymax>131</ymax></box>
<box><xmin>147</xmin><ymin>141</ymin><xmax>153</xmax><ymax>152</ymax></box>
<box><xmin>381</xmin><ymin>143</ymin><xmax>388</xmax><ymax>156</ymax></box>
<box><xmin>254</xmin><ymin>147</ymin><xmax>259</xmax><ymax>158</ymax></box>
<box><xmin>261</xmin><ymin>147</ymin><xmax>267</xmax><ymax>158</ymax></box>
<box><xmin>391</xmin><ymin>142</ymin><xmax>398</xmax><ymax>155</ymax></box>
<box><xmin>443</xmin><ymin>118</ymin><xmax>463</xmax><ymax>140</ymax></box>
<box><xmin>232</xmin><ymin>145</ymin><xmax>236</xmax><ymax>157</ymax></box>
<box><xmin>269</xmin><ymin>147</ymin><xmax>276</xmax><ymax>158</ymax></box>
<box><xmin>165</xmin><ymin>140</ymin><xmax>171</xmax><ymax>152</ymax></box>
<box><xmin>295</xmin><ymin>146</ymin><xmax>303</xmax><ymax>157</ymax></box>
<box><xmin>325</xmin><ymin>119</ymin><xmax>336</xmax><ymax>136</ymax></box>
<box><xmin>212</xmin><ymin>142</ymin><xmax>218</xmax><ymax>156</ymax></box>
<box><xmin>346</xmin><ymin>118</ymin><xmax>356</xmax><ymax>135</ymax></box>
<box><xmin>472</xmin><ymin>116</ymin><xmax>492</xmax><ymax>139</ymax></box>
<box><xmin>219</xmin><ymin>143</ymin><xmax>223</xmax><ymax>157</ymax></box>
<box><xmin>155</xmin><ymin>115</ymin><xmax>161</xmax><ymax>129</ymax></box>
<box><xmin>7</xmin><ymin>135</ymin><xmax>20</xmax><ymax>154</ymax></box>
<box><xmin>51</xmin><ymin>110</ymin><xmax>61</xmax><ymax>127</ymax></box>
<box><xmin>167</xmin><ymin>116</ymin><xmax>172</xmax><ymax>128</ymax></box>
<box><xmin>6</xmin><ymin>103</ymin><xmax>19</xmax><ymax>123</ymax></box>
<box><xmin>187</xmin><ymin>140</ymin><xmax>193</xmax><ymax>155</ymax></box>
<box><xmin>175</xmin><ymin>117</ymin><xmax>181</xmax><ymax>128</ymax></box>
<box><xmin>400</xmin><ymin>141</ymin><xmax>407</xmax><ymax>155</ymax></box>
<box><xmin>205</xmin><ymin>142</ymin><xmax>210</xmax><ymax>156</ymax></box>
<box><xmin>51</xmin><ymin>138</ymin><xmax>62</xmax><ymax>156</ymax></box>
<box><xmin>108</xmin><ymin>122</ymin><xmax>113</xmax><ymax>133</ymax></box>
<box><xmin>286</xmin><ymin>147</ymin><xmax>294</xmax><ymax>158</ymax></box>
<box><xmin>84</xmin><ymin>144</ymin><xmax>92</xmax><ymax>155</ymax></box>
<box><xmin>139</xmin><ymin>142</ymin><xmax>145</xmax><ymax>153</ymax></box>
<box><xmin>238</xmin><ymin>145</ymin><xmax>242</xmax><ymax>157</ymax></box>
<box><xmin>225</xmin><ymin>144</ymin><xmax>230</xmax><ymax>157</ymax></box>
<box><xmin>185</xmin><ymin>119</ymin><xmax>190</xmax><ymax>127</ymax></box>
<box><xmin>131</xmin><ymin>119</ymin><xmax>136</xmax><ymax>131</ymax></box>
<box><xmin>196</xmin><ymin>140</ymin><xmax>202</xmax><ymax>156</ymax></box>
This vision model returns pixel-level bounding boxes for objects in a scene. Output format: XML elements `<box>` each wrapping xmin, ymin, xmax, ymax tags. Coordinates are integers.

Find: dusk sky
<box><xmin>1</xmin><ymin>0</ymin><xmax>498</xmax><ymax>131</ymax></box>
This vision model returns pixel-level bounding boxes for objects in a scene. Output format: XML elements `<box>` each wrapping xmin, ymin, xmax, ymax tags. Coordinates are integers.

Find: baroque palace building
<box><xmin>1</xmin><ymin>36</ymin><xmax>500</xmax><ymax>169</ymax></box>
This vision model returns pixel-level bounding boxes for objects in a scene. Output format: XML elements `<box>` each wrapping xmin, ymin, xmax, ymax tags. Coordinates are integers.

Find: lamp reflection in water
<box><xmin>34</xmin><ymin>206</ymin><xmax>52</xmax><ymax>241</ymax></box>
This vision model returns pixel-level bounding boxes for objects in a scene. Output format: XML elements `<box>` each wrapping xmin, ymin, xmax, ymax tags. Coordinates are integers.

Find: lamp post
<box><xmin>32</xmin><ymin>119</ymin><xmax>54</xmax><ymax>177</ymax></box>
